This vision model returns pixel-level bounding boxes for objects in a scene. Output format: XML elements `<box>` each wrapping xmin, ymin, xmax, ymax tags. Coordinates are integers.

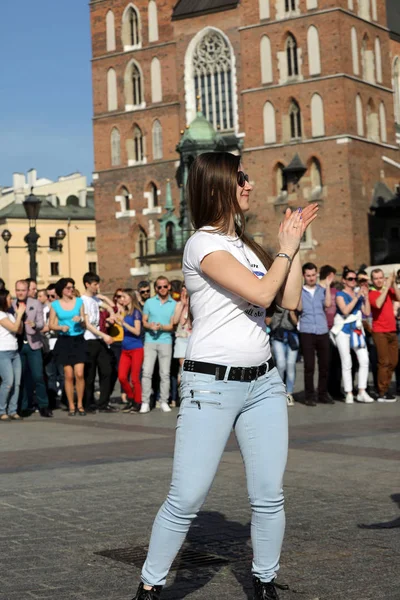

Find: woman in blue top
<box><xmin>334</xmin><ymin>266</ymin><xmax>373</xmax><ymax>404</ymax></box>
<box><xmin>116</xmin><ymin>289</ymin><xmax>143</xmax><ymax>413</ymax></box>
<box><xmin>49</xmin><ymin>278</ymin><xmax>87</xmax><ymax>416</ymax></box>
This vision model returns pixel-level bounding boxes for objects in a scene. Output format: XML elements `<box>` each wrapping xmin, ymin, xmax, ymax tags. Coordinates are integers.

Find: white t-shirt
<box><xmin>82</xmin><ymin>295</ymin><xmax>101</xmax><ymax>341</ymax></box>
<box><xmin>0</xmin><ymin>312</ymin><xmax>18</xmax><ymax>351</ymax></box>
<box><xmin>183</xmin><ymin>229</ymin><xmax>272</xmax><ymax>367</ymax></box>
<box><xmin>303</xmin><ymin>285</ymin><xmax>317</xmax><ymax>297</ymax></box>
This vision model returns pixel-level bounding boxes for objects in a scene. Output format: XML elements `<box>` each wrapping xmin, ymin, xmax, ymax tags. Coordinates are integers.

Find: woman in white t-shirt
<box><xmin>133</xmin><ymin>153</ymin><xmax>318</xmax><ymax>600</ymax></box>
<box><xmin>0</xmin><ymin>289</ymin><xmax>26</xmax><ymax>421</ymax></box>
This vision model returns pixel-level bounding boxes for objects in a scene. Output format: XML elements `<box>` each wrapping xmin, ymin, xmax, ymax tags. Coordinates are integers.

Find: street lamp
<box><xmin>23</xmin><ymin>188</ymin><xmax>42</xmax><ymax>280</ymax></box>
<box><xmin>1</xmin><ymin>189</ymin><xmax>67</xmax><ymax>280</ymax></box>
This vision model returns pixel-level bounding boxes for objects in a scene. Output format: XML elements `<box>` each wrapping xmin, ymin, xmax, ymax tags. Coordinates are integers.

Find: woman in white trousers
<box><xmin>333</xmin><ymin>267</ymin><xmax>373</xmax><ymax>404</ymax></box>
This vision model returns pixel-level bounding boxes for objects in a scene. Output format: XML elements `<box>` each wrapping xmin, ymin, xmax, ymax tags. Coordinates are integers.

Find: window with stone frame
<box><xmin>124</xmin><ymin>61</ymin><xmax>144</xmax><ymax>109</ymax></box>
<box><xmin>259</xmin><ymin>0</ymin><xmax>270</xmax><ymax>20</ymax></box>
<box><xmin>106</xmin><ymin>10</ymin><xmax>116</xmax><ymax>52</ymax></box>
<box><xmin>138</xmin><ymin>227</ymin><xmax>148</xmax><ymax>257</ymax></box>
<box><xmin>166</xmin><ymin>221</ymin><xmax>176</xmax><ymax>251</ymax></box>
<box><xmin>361</xmin><ymin>34</ymin><xmax>375</xmax><ymax>83</ymax></box>
<box><xmin>307</xmin><ymin>26</ymin><xmax>321</xmax><ymax>76</ymax></box>
<box><xmin>351</xmin><ymin>27</ymin><xmax>359</xmax><ymax>75</ymax></box>
<box><xmin>393</xmin><ymin>57</ymin><xmax>400</xmax><ymax>124</ymax></box>
<box><xmin>134</xmin><ymin>126</ymin><xmax>144</xmax><ymax>162</ymax></box>
<box><xmin>122</xmin><ymin>186</ymin><xmax>131</xmax><ymax>211</ymax></box>
<box><xmin>193</xmin><ymin>31</ymin><xmax>234</xmax><ymax>131</ymax></box>
<box><xmin>311</xmin><ymin>93</ymin><xmax>325</xmax><ymax>137</ymax></box>
<box><xmin>309</xmin><ymin>158</ymin><xmax>323</xmax><ymax>200</ymax></box>
<box><xmin>263</xmin><ymin>101</ymin><xmax>276</xmax><ymax>144</ymax></box>
<box><xmin>289</xmin><ymin>100</ymin><xmax>302</xmax><ymax>139</ymax></box>
<box><xmin>375</xmin><ymin>37</ymin><xmax>382</xmax><ymax>84</ymax></box>
<box><xmin>356</xmin><ymin>94</ymin><xmax>364</xmax><ymax>136</ymax></box>
<box><xmin>379</xmin><ymin>102</ymin><xmax>387</xmax><ymax>143</ymax></box>
<box><xmin>366</xmin><ymin>99</ymin><xmax>379</xmax><ymax>141</ymax></box>
<box><xmin>122</xmin><ymin>5</ymin><xmax>141</xmax><ymax>48</ymax></box>
<box><xmin>260</xmin><ymin>35</ymin><xmax>273</xmax><ymax>84</ymax></box>
<box><xmin>285</xmin><ymin>0</ymin><xmax>296</xmax><ymax>11</ymax></box>
<box><xmin>132</xmin><ymin>64</ymin><xmax>142</xmax><ymax>105</ymax></box>
<box><xmin>107</xmin><ymin>68</ymin><xmax>118</xmax><ymax>111</ymax></box>
<box><xmin>286</xmin><ymin>34</ymin><xmax>299</xmax><ymax>78</ymax></box>
<box><xmin>358</xmin><ymin>0</ymin><xmax>370</xmax><ymax>21</ymax></box>
<box><xmin>148</xmin><ymin>0</ymin><xmax>159</xmax><ymax>42</ymax></box>
<box><xmin>152</xmin><ymin>119</ymin><xmax>163</xmax><ymax>160</ymax></box>
<box><xmin>151</xmin><ymin>57</ymin><xmax>162</xmax><ymax>103</ymax></box>
<box><xmin>111</xmin><ymin>128</ymin><xmax>121</xmax><ymax>166</ymax></box>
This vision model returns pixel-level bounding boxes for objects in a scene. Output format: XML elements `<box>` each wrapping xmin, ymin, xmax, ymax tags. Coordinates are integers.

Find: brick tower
<box><xmin>90</xmin><ymin>0</ymin><xmax>400</xmax><ymax>290</ymax></box>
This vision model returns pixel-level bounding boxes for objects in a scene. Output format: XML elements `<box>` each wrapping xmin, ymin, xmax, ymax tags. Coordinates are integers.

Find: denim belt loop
<box><xmin>222</xmin><ymin>365</ymin><xmax>232</xmax><ymax>383</ymax></box>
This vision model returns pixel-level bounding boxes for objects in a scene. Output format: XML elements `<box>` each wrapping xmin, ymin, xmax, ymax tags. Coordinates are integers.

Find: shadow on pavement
<box><xmin>358</xmin><ymin>493</ymin><xmax>400</xmax><ymax>529</ymax></box>
<box><xmin>163</xmin><ymin>511</ymin><xmax>253</xmax><ymax>599</ymax></box>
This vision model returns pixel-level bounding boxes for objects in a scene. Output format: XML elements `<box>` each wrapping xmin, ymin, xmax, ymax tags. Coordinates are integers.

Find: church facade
<box><xmin>90</xmin><ymin>0</ymin><xmax>400</xmax><ymax>290</ymax></box>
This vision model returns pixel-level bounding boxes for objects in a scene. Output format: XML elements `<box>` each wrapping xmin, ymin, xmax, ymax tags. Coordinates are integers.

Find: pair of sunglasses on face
<box><xmin>237</xmin><ymin>171</ymin><xmax>249</xmax><ymax>188</ymax></box>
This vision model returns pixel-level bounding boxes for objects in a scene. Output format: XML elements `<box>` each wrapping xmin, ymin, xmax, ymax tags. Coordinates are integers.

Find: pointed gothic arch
<box><xmin>184</xmin><ymin>27</ymin><xmax>239</xmax><ymax>132</ymax></box>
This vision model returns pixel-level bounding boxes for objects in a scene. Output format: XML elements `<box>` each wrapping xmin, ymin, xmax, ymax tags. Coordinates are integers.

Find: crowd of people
<box><xmin>0</xmin><ymin>273</ymin><xmax>191</xmax><ymax>420</ymax></box>
<box><xmin>0</xmin><ymin>262</ymin><xmax>399</xmax><ymax>421</ymax></box>
<box><xmin>269</xmin><ymin>263</ymin><xmax>400</xmax><ymax>406</ymax></box>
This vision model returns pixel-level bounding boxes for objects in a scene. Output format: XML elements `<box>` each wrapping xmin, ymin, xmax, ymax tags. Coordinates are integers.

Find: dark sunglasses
<box><xmin>346</xmin><ymin>277</ymin><xmax>357</xmax><ymax>282</ymax></box>
<box><xmin>48</xmin><ymin>294</ymin><xmax>57</xmax><ymax>299</ymax></box>
<box><xmin>157</xmin><ymin>285</ymin><xmax>169</xmax><ymax>290</ymax></box>
<box><xmin>115</xmin><ymin>294</ymin><xmax>123</xmax><ymax>299</ymax></box>
<box><xmin>140</xmin><ymin>289</ymin><xmax>150</xmax><ymax>294</ymax></box>
<box><xmin>237</xmin><ymin>171</ymin><xmax>250</xmax><ymax>188</ymax></box>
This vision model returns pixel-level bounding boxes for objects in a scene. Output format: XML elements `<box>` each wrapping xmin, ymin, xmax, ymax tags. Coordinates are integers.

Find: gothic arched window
<box><xmin>111</xmin><ymin>128</ymin><xmax>121</xmax><ymax>166</ymax></box>
<box><xmin>166</xmin><ymin>222</ymin><xmax>175</xmax><ymax>251</ymax></box>
<box><xmin>393</xmin><ymin>57</ymin><xmax>400</xmax><ymax>124</ymax></box>
<box><xmin>193</xmin><ymin>31</ymin><xmax>234</xmax><ymax>130</ymax></box>
<box><xmin>134</xmin><ymin>126</ymin><xmax>144</xmax><ymax>162</ymax></box>
<box><xmin>289</xmin><ymin>100</ymin><xmax>302</xmax><ymax>139</ymax></box>
<box><xmin>286</xmin><ymin>34</ymin><xmax>299</xmax><ymax>77</ymax></box>
<box><xmin>138</xmin><ymin>227</ymin><xmax>148</xmax><ymax>257</ymax></box>
<box><xmin>123</xmin><ymin>5</ymin><xmax>140</xmax><ymax>48</ymax></box>
<box><xmin>152</xmin><ymin>120</ymin><xmax>163</xmax><ymax>160</ymax></box>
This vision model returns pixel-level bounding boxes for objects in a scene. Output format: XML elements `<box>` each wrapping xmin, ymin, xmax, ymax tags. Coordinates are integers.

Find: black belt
<box><xmin>183</xmin><ymin>358</ymin><xmax>275</xmax><ymax>382</ymax></box>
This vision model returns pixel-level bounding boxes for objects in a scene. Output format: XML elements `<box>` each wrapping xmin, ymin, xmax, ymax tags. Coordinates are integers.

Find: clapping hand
<box><xmin>278</xmin><ymin>204</ymin><xmax>319</xmax><ymax>256</ymax></box>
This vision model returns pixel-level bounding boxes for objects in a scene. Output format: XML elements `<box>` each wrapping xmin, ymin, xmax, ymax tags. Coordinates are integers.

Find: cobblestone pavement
<box><xmin>1</xmin><ymin>378</ymin><xmax>399</xmax><ymax>600</ymax></box>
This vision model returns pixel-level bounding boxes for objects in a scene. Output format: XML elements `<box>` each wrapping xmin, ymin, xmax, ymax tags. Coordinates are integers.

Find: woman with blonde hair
<box><xmin>131</xmin><ymin>152</ymin><xmax>318</xmax><ymax>600</ymax></box>
<box><xmin>117</xmin><ymin>289</ymin><xmax>143</xmax><ymax>413</ymax></box>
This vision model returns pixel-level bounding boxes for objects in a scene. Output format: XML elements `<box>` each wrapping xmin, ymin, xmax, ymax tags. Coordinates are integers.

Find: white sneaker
<box><xmin>345</xmin><ymin>392</ymin><xmax>354</xmax><ymax>404</ymax></box>
<box><xmin>155</xmin><ymin>400</ymin><xmax>160</xmax><ymax>408</ymax></box>
<box><xmin>160</xmin><ymin>402</ymin><xmax>172</xmax><ymax>413</ymax></box>
<box><xmin>139</xmin><ymin>403</ymin><xmax>150</xmax><ymax>414</ymax></box>
<box><xmin>286</xmin><ymin>394</ymin><xmax>295</xmax><ymax>406</ymax></box>
<box><xmin>356</xmin><ymin>391</ymin><xmax>374</xmax><ymax>403</ymax></box>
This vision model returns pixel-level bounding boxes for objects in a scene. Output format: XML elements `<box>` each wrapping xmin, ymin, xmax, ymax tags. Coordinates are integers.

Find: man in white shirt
<box><xmin>82</xmin><ymin>272</ymin><xmax>116</xmax><ymax>413</ymax></box>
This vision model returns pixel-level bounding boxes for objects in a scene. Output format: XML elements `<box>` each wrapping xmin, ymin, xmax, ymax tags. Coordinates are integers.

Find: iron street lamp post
<box><xmin>1</xmin><ymin>188</ymin><xmax>67</xmax><ymax>280</ymax></box>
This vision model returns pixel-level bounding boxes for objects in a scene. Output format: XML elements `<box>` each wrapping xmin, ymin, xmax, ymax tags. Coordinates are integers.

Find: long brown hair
<box><xmin>123</xmin><ymin>289</ymin><xmax>142</xmax><ymax>315</ymax></box>
<box><xmin>187</xmin><ymin>152</ymin><xmax>274</xmax><ymax>270</ymax></box>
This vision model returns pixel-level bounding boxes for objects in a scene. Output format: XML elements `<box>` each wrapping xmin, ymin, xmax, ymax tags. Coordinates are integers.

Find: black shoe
<box><xmin>121</xmin><ymin>401</ymin><xmax>135</xmax><ymax>413</ymax></box>
<box><xmin>85</xmin><ymin>405</ymin><xmax>97</xmax><ymax>414</ymax></box>
<box><xmin>129</xmin><ymin>403</ymin><xmax>141</xmax><ymax>413</ymax></box>
<box><xmin>39</xmin><ymin>407</ymin><xmax>53</xmax><ymax>418</ymax></box>
<box><xmin>319</xmin><ymin>394</ymin><xmax>335</xmax><ymax>404</ymax></box>
<box><xmin>305</xmin><ymin>398</ymin><xmax>317</xmax><ymax>407</ymax></box>
<box><xmin>99</xmin><ymin>404</ymin><xmax>119</xmax><ymax>413</ymax></box>
<box><xmin>253</xmin><ymin>576</ymin><xmax>279</xmax><ymax>600</ymax></box>
<box><xmin>132</xmin><ymin>582</ymin><xmax>163</xmax><ymax>599</ymax></box>
<box><xmin>19</xmin><ymin>409</ymin><xmax>32</xmax><ymax>418</ymax></box>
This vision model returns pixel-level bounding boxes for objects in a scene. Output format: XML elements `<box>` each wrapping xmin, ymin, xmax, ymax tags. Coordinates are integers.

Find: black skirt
<box><xmin>53</xmin><ymin>335</ymin><xmax>87</xmax><ymax>367</ymax></box>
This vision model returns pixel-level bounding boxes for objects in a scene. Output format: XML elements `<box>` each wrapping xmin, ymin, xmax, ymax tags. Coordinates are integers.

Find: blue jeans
<box><xmin>141</xmin><ymin>366</ymin><xmax>288</xmax><ymax>586</ymax></box>
<box><xmin>271</xmin><ymin>339</ymin><xmax>299</xmax><ymax>394</ymax></box>
<box><xmin>0</xmin><ymin>350</ymin><xmax>22</xmax><ymax>416</ymax></box>
<box><xmin>20</xmin><ymin>344</ymin><xmax>49</xmax><ymax>410</ymax></box>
